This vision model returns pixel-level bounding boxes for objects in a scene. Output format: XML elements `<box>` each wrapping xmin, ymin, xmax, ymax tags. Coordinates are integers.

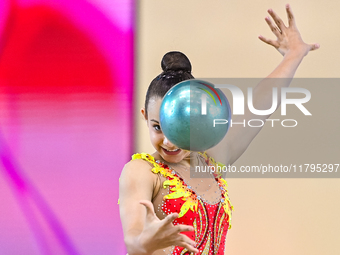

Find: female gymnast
<box><xmin>119</xmin><ymin>5</ymin><xmax>319</xmax><ymax>255</ymax></box>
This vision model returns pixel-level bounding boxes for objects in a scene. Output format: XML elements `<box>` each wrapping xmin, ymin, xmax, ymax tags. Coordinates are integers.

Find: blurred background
<box><xmin>0</xmin><ymin>0</ymin><xmax>133</xmax><ymax>254</ymax></box>
<box><xmin>0</xmin><ymin>0</ymin><xmax>339</xmax><ymax>254</ymax></box>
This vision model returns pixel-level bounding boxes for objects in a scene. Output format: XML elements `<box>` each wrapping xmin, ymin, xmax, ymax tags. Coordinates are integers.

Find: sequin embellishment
<box><xmin>131</xmin><ymin>152</ymin><xmax>234</xmax><ymax>254</ymax></box>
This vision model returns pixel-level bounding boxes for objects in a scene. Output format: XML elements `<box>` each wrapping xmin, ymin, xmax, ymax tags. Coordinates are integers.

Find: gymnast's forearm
<box><xmin>124</xmin><ymin>230</ymin><xmax>153</xmax><ymax>255</ymax></box>
<box><xmin>251</xmin><ymin>50</ymin><xmax>305</xmax><ymax>112</ymax></box>
<box><xmin>267</xmin><ymin>49</ymin><xmax>306</xmax><ymax>78</ymax></box>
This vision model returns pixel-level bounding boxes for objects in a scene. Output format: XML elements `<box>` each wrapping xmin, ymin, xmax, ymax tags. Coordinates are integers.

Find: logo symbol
<box><xmin>198</xmin><ymin>82</ymin><xmax>222</xmax><ymax>115</ymax></box>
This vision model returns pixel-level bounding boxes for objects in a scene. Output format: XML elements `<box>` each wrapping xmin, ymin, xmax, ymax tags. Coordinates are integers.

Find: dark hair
<box><xmin>144</xmin><ymin>51</ymin><xmax>194</xmax><ymax>117</ymax></box>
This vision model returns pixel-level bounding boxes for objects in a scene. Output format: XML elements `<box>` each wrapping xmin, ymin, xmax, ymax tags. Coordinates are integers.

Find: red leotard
<box><xmin>131</xmin><ymin>152</ymin><xmax>233</xmax><ymax>255</ymax></box>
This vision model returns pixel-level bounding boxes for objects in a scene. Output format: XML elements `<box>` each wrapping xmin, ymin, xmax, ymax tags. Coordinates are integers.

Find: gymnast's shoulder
<box><xmin>120</xmin><ymin>153</ymin><xmax>158</xmax><ymax>185</ymax></box>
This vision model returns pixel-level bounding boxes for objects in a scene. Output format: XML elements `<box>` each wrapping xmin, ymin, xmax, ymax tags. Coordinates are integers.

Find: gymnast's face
<box><xmin>141</xmin><ymin>97</ymin><xmax>190</xmax><ymax>163</ymax></box>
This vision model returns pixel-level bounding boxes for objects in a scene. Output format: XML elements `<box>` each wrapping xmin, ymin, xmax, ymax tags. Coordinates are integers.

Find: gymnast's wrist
<box><xmin>124</xmin><ymin>233</ymin><xmax>153</xmax><ymax>255</ymax></box>
<box><xmin>126</xmin><ymin>234</ymin><xmax>155</xmax><ymax>255</ymax></box>
<box><xmin>284</xmin><ymin>46</ymin><xmax>309</xmax><ymax>58</ymax></box>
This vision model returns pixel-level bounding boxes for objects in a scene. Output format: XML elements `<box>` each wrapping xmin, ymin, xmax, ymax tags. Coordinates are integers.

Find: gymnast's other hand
<box><xmin>259</xmin><ymin>4</ymin><xmax>320</xmax><ymax>56</ymax></box>
<box><xmin>138</xmin><ymin>200</ymin><xmax>199</xmax><ymax>254</ymax></box>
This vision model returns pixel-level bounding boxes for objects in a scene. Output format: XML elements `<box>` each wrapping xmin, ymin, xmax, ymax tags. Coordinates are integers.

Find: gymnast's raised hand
<box><xmin>259</xmin><ymin>4</ymin><xmax>319</xmax><ymax>57</ymax></box>
<box><xmin>207</xmin><ymin>4</ymin><xmax>319</xmax><ymax>167</ymax></box>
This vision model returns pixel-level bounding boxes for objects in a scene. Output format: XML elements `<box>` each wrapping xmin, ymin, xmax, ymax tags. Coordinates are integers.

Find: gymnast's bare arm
<box><xmin>207</xmin><ymin>4</ymin><xmax>319</xmax><ymax>166</ymax></box>
<box><xmin>119</xmin><ymin>159</ymin><xmax>198</xmax><ymax>255</ymax></box>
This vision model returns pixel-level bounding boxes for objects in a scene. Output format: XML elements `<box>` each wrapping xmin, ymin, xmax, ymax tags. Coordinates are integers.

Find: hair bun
<box><xmin>161</xmin><ymin>51</ymin><xmax>192</xmax><ymax>73</ymax></box>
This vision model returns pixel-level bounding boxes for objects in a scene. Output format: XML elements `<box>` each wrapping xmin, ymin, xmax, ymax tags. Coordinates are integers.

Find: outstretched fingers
<box><xmin>174</xmin><ymin>224</ymin><xmax>195</xmax><ymax>233</ymax></box>
<box><xmin>260</xmin><ymin>5</ymin><xmax>320</xmax><ymax>56</ymax></box>
<box><xmin>268</xmin><ymin>8</ymin><xmax>287</xmax><ymax>33</ymax></box>
<box><xmin>138</xmin><ymin>202</ymin><xmax>199</xmax><ymax>254</ymax></box>
<box><xmin>178</xmin><ymin>242</ymin><xmax>199</xmax><ymax>254</ymax></box>
<box><xmin>162</xmin><ymin>215</ymin><xmax>195</xmax><ymax>233</ymax></box>
<box><xmin>265</xmin><ymin>16</ymin><xmax>282</xmax><ymax>38</ymax></box>
<box><xmin>161</xmin><ymin>216</ymin><xmax>198</xmax><ymax>253</ymax></box>
<box><xmin>177</xmin><ymin>234</ymin><xmax>199</xmax><ymax>254</ymax></box>
<box><xmin>140</xmin><ymin>200</ymin><xmax>157</xmax><ymax>222</ymax></box>
<box><xmin>258</xmin><ymin>35</ymin><xmax>280</xmax><ymax>48</ymax></box>
<box><xmin>162</xmin><ymin>212</ymin><xmax>179</xmax><ymax>226</ymax></box>
<box><xmin>309</xmin><ymin>43</ymin><xmax>320</xmax><ymax>51</ymax></box>
<box><xmin>285</xmin><ymin>4</ymin><xmax>296</xmax><ymax>27</ymax></box>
